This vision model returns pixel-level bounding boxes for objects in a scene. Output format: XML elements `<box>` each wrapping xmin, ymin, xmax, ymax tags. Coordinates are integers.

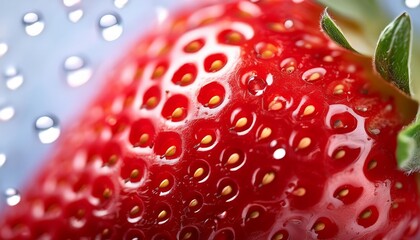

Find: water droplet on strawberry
<box><xmin>4</xmin><ymin>188</ymin><xmax>21</xmax><ymax>206</ymax></box>
<box><xmin>246</xmin><ymin>74</ymin><xmax>267</xmax><ymax>96</ymax></box>
<box><xmin>22</xmin><ymin>12</ymin><xmax>45</xmax><ymax>36</ymax></box>
<box><xmin>99</xmin><ymin>13</ymin><xmax>123</xmax><ymax>41</ymax></box>
<box><xmin>4</xmin><ymin>66</ymin><xmax>24</xmax><ymax>90</ymax></box>
<box><xmin>0</xmin><ymin>105</ymin><xmax>15</xmax><ymax>122</ymax></box>
<box><xmin>273</xmin><ymin>148</ymin><xmax>286</xmax><ymax>160</ymax></box>
<box><xmin>114</xmin><ymin>0</ymin><xmax>129</xmax><ymax>9</ymax></box>
<box><xmin>0</xmin><ymin>42</ymin><xmax>8</xmax><ymax>57</ymax></box>
<box><xmin>34</xmin><ymin>115</ymin><xmax>61</xmax><ymax>144</ymax></box>
<box><xmin>64</xmin><ymin>56</ymin><xmax>92</xmax><ymax>87</ymax></box>
<box><xmin>0</xmin><ymin>153</ymin><xmax>6</xmax><ymax>168</ymax></box>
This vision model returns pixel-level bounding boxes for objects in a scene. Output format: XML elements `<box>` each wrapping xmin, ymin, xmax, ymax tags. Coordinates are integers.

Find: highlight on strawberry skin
<box><xmin>1</xmin><ymin>0</ymin><xmax>420</xmax><ymax>239</ymax></box>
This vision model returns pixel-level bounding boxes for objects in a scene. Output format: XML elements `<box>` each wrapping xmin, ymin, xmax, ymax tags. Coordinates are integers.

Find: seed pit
<box><xmin>357</xmin><ymin>206</ymin><xmax>379</xmax><ymax>228</ymax></box>
<box><xmin>271</xmin><ymin>230</ymin><xmax>289</xmax><ymax>240</ymax></box>
<box><xmin>197</xmin><ymin>82</ymin><xmax>225</xmax><ymax>108</ymax></box>
<box><xmin>154</xmin><ymin>132</ymin><xmax>182</xmax><ymax>159</ymax></box>
<box><xmin>255</xmin><ymin>42</ymin><xmax>280</xmax><ymax>59</ymax></box>
<box><xmin>151</xmin><ymin>62</ymin><xmax>168</xmax><ymax>80</ymax></box>
<box><xmin>218</xmin><ymin>29</ymin><xmax>245</xmax><ymax>45</ymax></box>
<box><xmin>217</xmin><ymin>178</ymin><xmax>239</xmax><ymax>202</ymax></box>
<box><xmin>142</xmin><ymin>86</ymin><xmax>161</xmax><ymax>109</ymax></box>
<box><xmin>204</xmin><ymin>53</ymin><xmax>227</xmax><ymax>72</ymax></box>
<box><xmin>129</xmin><ymin>119</ymin><xmax>155</xmax><ymax>147</ymax></box>
<box><xmin>221</xmin><ymin>148</ymin><xmax>246</xmax><ymax>171</ymax></box>
<box><xmin>312</xmin><ymin>217</ymin><xmax>338</xmax><ymax>239</ymax></box>
<box><xmin>333</xmin><ymin>185</ymin><xmax>363</xmax><ymax>204</ymax></box>
<box><xmin>178</xmin><ymin>226</ymin><xmax>200</xmax><ymax>240</ymax></box>
<box><xmin>161</xmin><ymin>94</ymin><xmax>189</xmax><ymax>122</ymax></box>
<box><xmin>183</xmin><ymin>39</ymin><xmax>205</xmax><ymax>53</ymax></box>
<box><xmin>188</xmin><ymin>159</ymin><xmax>210</xmax><ymax>183</ymax></box>
<box><xmin>172</xmin><ymin>63</ymin><xmax>197</xmax><ymax>86</ymax></box>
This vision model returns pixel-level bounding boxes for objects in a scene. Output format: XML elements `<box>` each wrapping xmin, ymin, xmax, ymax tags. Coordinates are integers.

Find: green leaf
<box><xmin>397</xmin><ymin>120</ymin><xmax>420</xmax><ymax>173</ymax></box>
<box><xmin>321</xmin><ymin>9</ymin><xmax>358</xmax><ymax>53</ymax></box>
<box><xmin>374</xmin><ymin>13</ymin><xmax>412</xmax><ymax>95</ymax></box>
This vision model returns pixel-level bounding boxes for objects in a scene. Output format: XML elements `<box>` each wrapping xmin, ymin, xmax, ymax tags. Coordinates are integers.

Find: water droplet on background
<box><xmin>35</xmin><ymin>115</ymin><xmax>61</xmax><ymax>144</ymax></box>
<box><xmin>64</xmin><ymin>56</ymin><xmax>92</xmax><ymax>87</ymax></box>
<box><xmin>155</xmin><ymin>6</ymin><xmax>169</xmax><ymax>24</ymax></box>
<box><xmin>99</xmin><ymin>13</ymin><xmax>123</xmax><ymax>41</ymax></box>
<box><xmin>22</xmin><ymin>12</ymin><xmax>45</xmax><ymax>36</ymax></box>
<box><xmin>0</xmin><ymin>106</ymin><xmax>15</xmax><ymax>122</ymax></box>
<box><xmin>4</xmin><ymin>66</ymin><xmax>24</xmax><ymax>90</ymax></box>
<box><xmin>114</xmin><ymin>0</ymin><xmax>129</xmax><ymax>8</ymax></box>
<box><xmin>405</xmin><ymin>0</ymin><xmax>420</xmax><ymax>8</ymax></box>
<box><xmin>63</xmin><ymin>0</ymin><xmax>81</xmax><ymax>7</ymax></box>
<box><xmin>4</xmin><ymin>188</ymin><xmax>21</xmax><ymax>206</ymax></box>
<box><xmin>68</xmin><ymin>9</ymin><xmax>84</xmax><ymax>23</ymax></box>
<box><xmin>0</xmin><ymin>153</ymin><xmax>6</xmax><ymax>168</ymax></box>
<box><xmin>0</xmin><ymin>43</ymin><xmax>8</xmax><ymax>57</ymax></box>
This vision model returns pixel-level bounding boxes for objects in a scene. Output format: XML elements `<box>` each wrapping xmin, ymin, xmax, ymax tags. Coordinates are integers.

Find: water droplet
<box><xmin>114</xmin><ymin>0</ymin><xmax>129</xmax><ymax>9</ymax></box>
<box><xmin>247</xmin><ymin>74</ymin><xmax>267</xmax><ymax>96</ymax></box>
<box><xmin>35</xmin><ymin>115</ymin><xmax>61</xmax><ymax>144</ymax></box>
<box><xmin>302</xmin><ymin>67</ymin><xmax>326</xmax><ymax>82</ymax></box>
<box><xmin>284</xmin><ymin>19</ymin><xmax>294</xmax><ymax>29</ymax></box>
<box><xmin>22</xmin><ymin>12</ymin><xmax>45</xmax><ymax>36</ymax></box>
<box><xmin>273</xmin><ymin>148</ymin><xmax>286</xmax><ymax>160</ymax></box>
<box><xmin>0</xmin><ymin>42</ymin><xmax>8</xmax><ymax>57</ymax></box>
<box><xmin>5</xmin><ymin>188</ymin><xmax>21</xmax><ymax>206</ymax></box>
<box><xmin>64</xmin><ymin>56</ymin><xmax>92</xmax><ymax>87</ymax></box>
<box><xmin>68</xmin><ymin>9</ymin><xmax>84</xmax><ymax>23</ymax></box>
<box><xmin>4</xmin><ymin>66</ymin><xmax>24</xmax><ymax>90</ymax></box>
<box><xmin>0</xmin><ymin>153</ymin><xmax>6</xmax><ymax>168</ymax></box>
<box><xmin>406</xmin><ymin>0</ymin><xmax>420</xmax><ymax>8</ymax></box>
<box><xmin>98</xmin><ymin>13</ymin><xmax>123</xmax><ymax>41</ymax></box>
<box><xmin>0</xmin><ymin>106</ymin><xmax>15</xmax><ymax>121</ymax></box>
<box><xmin>63</xmin><ymin>0</ymin><xmax>81</xmax><ymax>7</ymax></box>
<box><xmin>156</xmin><ymin>6</ymin><xmax>169</xmax><ymax>24</ymax></box>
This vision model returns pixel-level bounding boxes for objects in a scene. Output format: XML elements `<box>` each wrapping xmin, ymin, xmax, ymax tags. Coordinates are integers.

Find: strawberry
<box><xmin>1</xmin><ymin>0</ymin><xmax>420</xmax><ymax>239</ymax></box>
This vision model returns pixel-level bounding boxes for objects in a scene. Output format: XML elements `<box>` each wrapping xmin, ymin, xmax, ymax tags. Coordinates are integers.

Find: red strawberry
<box><xmin>1</xmin><ymin>0</ymin><xmax>419</xmax><ymax>239</ymax></box>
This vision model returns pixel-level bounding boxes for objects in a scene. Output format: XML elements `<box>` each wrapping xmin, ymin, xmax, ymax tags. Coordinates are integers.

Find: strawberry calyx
<box><xmin>321</xmin><ymin>7</ymin><xmax>420</xmax><ymax>172</ymax></box>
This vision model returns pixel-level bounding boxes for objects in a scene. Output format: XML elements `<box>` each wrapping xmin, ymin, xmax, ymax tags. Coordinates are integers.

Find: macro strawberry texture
<box><xmin>1</xmin><ymin>0</ymin><xmax>420</xmax><ymax>239</ymax></box>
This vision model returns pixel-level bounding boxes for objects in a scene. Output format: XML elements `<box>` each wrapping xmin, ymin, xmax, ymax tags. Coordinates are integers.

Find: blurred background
<box><xmin>0</xmin><ymin>0</ymin><xmax>419</xmax><ymax>210</ymax></box>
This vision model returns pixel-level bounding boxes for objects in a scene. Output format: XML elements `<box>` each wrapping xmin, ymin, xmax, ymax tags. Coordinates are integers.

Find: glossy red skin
<box><xmin>1</xmin><ymin>0</ymin><xmax>420</xmax><ymax>239</ymax></box>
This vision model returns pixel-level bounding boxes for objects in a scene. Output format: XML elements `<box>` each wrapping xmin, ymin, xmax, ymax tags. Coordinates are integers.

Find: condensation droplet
<box><xmin>0</xmin><ymin>106</ymin><xmax>15</xmax><ymax>121</ymax></box>
<box><xmin>64</xmin><ymin>56</ymin><xmax>92</xmax><ymax>87</ymax></box>
<box><xmin>405</xmin><ymin>0</ymin><xmax>420</xmax><ymax>8</ymax></box>
<box><xmin>156</xmin><ymin>6</ymin><xmax>169</xmax><ymax>24</ymax></box>
<box><xmin>114</xmin><ymin>0</ymin><xmax>129</xmax><ymax>8</ymax></box>
<box><xmin>68</xmin><ymin>9</ymin><xmax>84</xmax><ymax>23</ymax></box>
<box><xmin>98</xmin><ymin>13</ymin><xmax>123</xmax><ymax>41</ymax></box>
<box><xmin>0</xmin><ymin>43</ymin><xmax>8</xmax><ymax>57</ymax></box>
<box><xmin>0</xmin><ymin>153</ymin><xmax>6</xmax><ymax>168</ymax></box>
<box><xmin>63</xmin><ymin>0</ymin><xmax>81</xmax><ymax>7</ymax></box>
<box><xmin>247</xmin><ymin>75</ymin><xmax>267</xmax><ymax>96</ymax></box>
<box><xmin>35</xmin><ymin>115</ymin><xmax>61</xmax><ymax>144</ymax></box>
<box><xmin>22</xmin><ymin>12</ymin><xmax>45</xmax><ymax>36</ymax></box>
<box><xmin>284</xmin><ymin>19</ymin><xmax>294</xmax><ymax>29</ymax></box>
<box><xmin>5</xmin><ymin>188</ymin><xmax>21</xmax><ymax>206</ymax></box>
<box><xmin>4</xmin><ymin>66</ymin><xmax>24</xmax><ymax>90</ymax></box>
<box><xmin>273</xmin><ymin>148</ymin><xmax>286</xmax><ymax>160</ymax></box>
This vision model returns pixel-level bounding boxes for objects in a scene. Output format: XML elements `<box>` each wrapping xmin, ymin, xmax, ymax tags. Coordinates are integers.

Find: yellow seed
<box><xmin>337</xmin><ymin>188</ymin><xmax>349</xmax><ymax>198</ymax></box>
<box><xmin>164</xmin><ymin>145</ymin><xmax>177</xmax><ymax>157</ymax></box>
<box><xmin>268</xmin><ymin>22</ymin><xmax>285</xmax><ymax>32</ymax></box>
<box><xmin>181</xmin><ymin>73</ymin><xmax>193</xmax><ymax>84</ymax></box>
<box><xmin>171</xmin><ymin>107</ymin><xmax>184</xmax><ymax>119</ymax></box>
<box><xmin>303</xmin><ymin>105</ymin><xmax>315</xmax><ymax>116</ymax></box>
<box><xmin>158</xmin><ymin>210</ymin><xmax>167</xmax><ymax>219</ymax></box>
<box><xmin>210</xmin><ymin>60</ymin><xmax>224</xmax><ymax>71</ymax></box>
<box><xmin>323</xmin><ymin>55</ymin><xmax>333</xmax><ymax>62</ymax></box>
<box><xmin>360</xmin><ymin>209</ymin><xmax>372</xmax><ymax>219</ymax></box>
<box><xmin>145</xmin><ymin>96</ymin><xmax>158</xmax><ymax>108</ymax></box>
<box><xmin>130</xmin><ymin>169</ymin><xmax>139</xmax><ymax>179</ymax></box>
<box><xmin>102</xmin><ymin>228</ymin><xmax>110</xmax><ymax>236</ymax></box>
<box><xmin>182</xmin><ymin>232</ymin><xmax>193</xmax><ymax>240</ymax></box>
<box><xmin>108</xmin><ymin>155</ymin><xmax>118</xmax><ymax>165</ymax></box>
<box><xmin>130</xmin><ymin>206</ymin><xmax>140</xmax><ymax>216</ymax></box>
<box><xmin>292</xmin><ymin>187</ymin><xmax>306</xmax><ymax>197</ymax></box>
<box><xmin>152</xmin><ymin>66</ymin><xmax>165</xmax><ymax>79</ymax></box>
<box><xmin>103</xmin><ymin>188</ymin><xmax>112</xmax><ymax>199</ymax></box>
<box><xmin>139</xmin><ymin>133</ymin><xmax>150</xmax><ymax>145</ymax></box>
<box><xmin>189</xmin><ymin>199</ymin><xmax>198</xmax><ymax>208</ymax></box>
<box><xmin>297</xmin><ymin>137</ymin><xmax>311</xmax><ymax>150</ymax></box>
<box><xmin>268</xmin><ymin>100</ymin><xmax>283</xmax><ymax>111</ymax></box>
<box><xmin>395</xmin><ymin>182</ymin><xmax>403</xmax><ymax>189</ymax></box>
<box><xmin>262</xmin><ymin>172</ymin><xmax>275</xmax><ymax>186</ymax></box>
<box><xmin>227</xmin><ymin>32</ymin><xmax>242</xmax><ymax>43</ymax></box>
<box><xmin>159</xmin><ymin>179</ymin><xmax>170</xmax><ymax>188</ymax></box>
<box><xmin>235</xmin><ymin>117</ymin><xmax>248</xmax><ymax>128</ymax></box>
<box><xmin>314</xmin><ymin>222</ymin><xmax>326</xmax><ymax>232</ymax></box>
<box><xmin>185</xmin><ymin>41</ymin><xmax>202</xmax><ymax>52</ymax></box>
<box><xmin>208</xmin><ymin>95</ymin><xmax>221</xmax><ymax>106</ymax></box>
<box><xmin>334</xmin><ymin>84</ymin><xmax>345</xmax><ymax>95</ymax></box>
<box><xmin>307</xmin><ymin>72</ymin><xmax>321</xmax><ymax>81</ymax></box>
<box><xmin>333</xmin><ymin>120</ymin><xmax>344</xmax><ymax>129</ymax></box>
<box><xmin>200</xmin><ymin>135</ymin><xmax>213</xmax><ymax>145</ymax></box>
<box><xmin>286</xmin><ymin>66</ymin><xmax>295</xmax><ymax>73</ymax></box>
<box><xmin>259</xmin><ymin>127</ymin><xmax>272</xmax><ymax>140</ymax></box>
<box><xmin>392</xmin><ymin>202</ymin><xmax>399</xmax><ymax>209</ymax></box>
<box><xmin>272</xmin><ymin>233</ymin><xmax>284</xmax><ymax>240</ymax></box>
<box><xmin>249</xmin><ymin>211</ymin><xmax>260</xmax><ymax>219</ymax></box>
<box><xmin>368</xmin><ymin>160</ymin><xmax>378</xmax><ymax>170</ymax></box>
<box><xmin>193</xmin><ymin>168</ymin><xmax>204</xmax><ymax>178</ymax></box>
<box><xmin>334</xmin><ymin>150</ymin><xmax>346</xmax><ymax>159</ymax></box>
<box><xmin>221</xmin><ymin>185</ymin><xmax>233</xmax><ymax>196</ymax></box>
<box><xmin>261</xmin><ymin>50</ymin><xmax>274</xmax><ymax>59</ymax></box>
<box><xmin>227</xmin><ymin>153</ymin><xmax>240</xmax><ymax>165</ymax></box>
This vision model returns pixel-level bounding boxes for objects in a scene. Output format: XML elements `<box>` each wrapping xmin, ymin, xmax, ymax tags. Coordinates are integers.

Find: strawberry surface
<box><xmin>1</xmin><ymin>0</ymin><xmax>420</xmax><ymax>239</ymax></box>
